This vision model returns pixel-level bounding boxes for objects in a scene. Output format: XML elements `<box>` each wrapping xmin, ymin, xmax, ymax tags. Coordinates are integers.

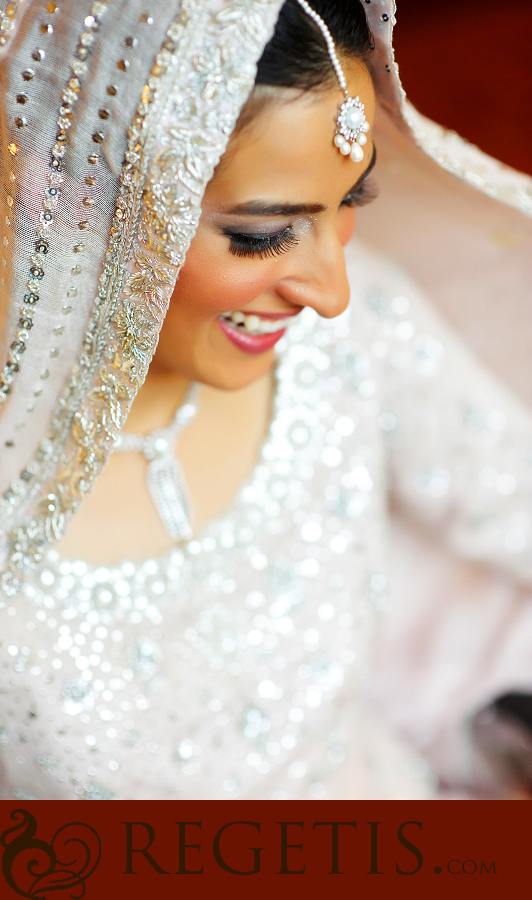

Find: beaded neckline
<box><xmin>43</xmin><ymin>320</ymin><xmax>302</xmax><ymax>575</ymax></box>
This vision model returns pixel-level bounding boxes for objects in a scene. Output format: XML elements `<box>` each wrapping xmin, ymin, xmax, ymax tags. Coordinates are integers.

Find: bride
<box><xmin>0</xmin><ymin>0</ymin><xmax>531</xmax><ymax>799</ymax></box>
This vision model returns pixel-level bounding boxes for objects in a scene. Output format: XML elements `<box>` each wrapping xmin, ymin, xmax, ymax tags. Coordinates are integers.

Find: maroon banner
<box><xmin>0</xmin><ymin>801</ymin><xmax>527</xmax><ymax>898</ymax></box>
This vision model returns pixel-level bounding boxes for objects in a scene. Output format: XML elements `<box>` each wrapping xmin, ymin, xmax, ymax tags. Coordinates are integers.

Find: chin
<box><xmin>194</xmin><ymin>354</ymin><xmax>274</xmax><ymax>392</ymax></box>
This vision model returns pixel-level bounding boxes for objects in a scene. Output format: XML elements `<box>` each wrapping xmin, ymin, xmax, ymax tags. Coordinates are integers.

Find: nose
<box><xmin>276</xmin><ymin>220</ymin><xmax>352</xmax><ymax>320</ymax></box>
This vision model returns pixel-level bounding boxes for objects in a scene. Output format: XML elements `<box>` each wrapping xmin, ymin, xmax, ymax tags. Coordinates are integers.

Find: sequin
<box><xmin>0</xmin><ymin>294</ymin><xmax>420</xmax><ymax>798</ymax></box>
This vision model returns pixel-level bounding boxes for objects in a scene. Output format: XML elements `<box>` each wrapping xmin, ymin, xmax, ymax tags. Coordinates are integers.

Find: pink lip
<box><xmin>217</xmin><ymin>317</ymin><xmax>287</xmax><ymax>355</ymax></box>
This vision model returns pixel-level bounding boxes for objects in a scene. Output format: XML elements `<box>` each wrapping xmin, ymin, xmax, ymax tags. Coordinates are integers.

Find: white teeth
<box><xmin>221</xmin><ymin>311</ymin><xmax>300</xmax><ymax>335</ymax></box>
<box><xmin>246</xmin><ymin>314</ymin><xmax>261</xmax><ymax>332</ymax></box>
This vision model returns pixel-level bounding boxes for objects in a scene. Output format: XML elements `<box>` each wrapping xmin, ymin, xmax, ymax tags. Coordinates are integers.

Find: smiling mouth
<box><xmin>219</xmin><ymin>309</ymin><xmax>302</xmax><ymax>335</ymax></box>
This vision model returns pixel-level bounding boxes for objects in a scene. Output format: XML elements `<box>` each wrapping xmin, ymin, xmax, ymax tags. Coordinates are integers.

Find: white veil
<box><xmin>0</xmin><ymin>0</ymin><xmax>284</xmax><ymax>591</ymax></box>
<box><xmin>355</xmin><ymin>16</ymin><xmax>532</xmax><ymax>790</ymax></box>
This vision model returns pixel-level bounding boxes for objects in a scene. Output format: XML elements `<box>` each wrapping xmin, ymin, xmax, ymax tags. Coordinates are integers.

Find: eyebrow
<box><xmin>222</xmin><ymin>144</ymin><xmax>377</xmax><ymax>217</ymax></box>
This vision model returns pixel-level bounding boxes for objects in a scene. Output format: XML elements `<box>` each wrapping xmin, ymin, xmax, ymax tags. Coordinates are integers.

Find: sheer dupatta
<box><xmin>356</xmin><ymin>21</ymin><xmax>532</xmax><ymax>790</ymax></box>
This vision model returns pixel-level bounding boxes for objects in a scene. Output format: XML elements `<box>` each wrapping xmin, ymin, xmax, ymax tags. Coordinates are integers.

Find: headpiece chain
<box><xmin>295</xmin><ymin>0</ymin><xmax>370</xmax><ymax>162</ymax></box>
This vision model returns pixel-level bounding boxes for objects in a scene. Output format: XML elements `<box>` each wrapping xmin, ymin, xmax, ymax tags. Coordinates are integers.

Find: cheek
<box><xmin>337</xmin><ymin>207</ymin><xmax>356</xmax><ymax>246</ymax></box>
<box><xmin>171</xmin><ymin>236</ymin><xmax>275</xmax><ymax>318</ymax></box>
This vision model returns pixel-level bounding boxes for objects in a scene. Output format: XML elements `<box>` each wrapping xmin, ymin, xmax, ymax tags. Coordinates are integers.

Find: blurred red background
<box><xmin>392</xmin><ymin>0</ymin><xmax>532</xmax><ymax>175</ymax></box>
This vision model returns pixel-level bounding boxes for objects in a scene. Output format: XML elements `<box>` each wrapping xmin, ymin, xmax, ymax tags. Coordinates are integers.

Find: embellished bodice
<box><xmin>2</xmin><ymin>294</ymin><xmax>393</xmax><ymax>800</ymax></box>
<box><xmin>2</xmin><ymin>243</ymin><xmax>532</xmax><ymax>800</ymax></box>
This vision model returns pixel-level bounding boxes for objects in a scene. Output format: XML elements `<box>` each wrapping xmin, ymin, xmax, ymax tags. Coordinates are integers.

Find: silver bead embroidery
<box><xmin>0</xmin><ymin>2</ymin><xmax>110</xmax><ymax>407</ymax></box>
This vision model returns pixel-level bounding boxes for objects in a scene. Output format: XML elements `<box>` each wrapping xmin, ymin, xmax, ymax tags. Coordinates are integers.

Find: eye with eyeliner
<box><xmin>222</xmin><ymin>174</ymin><xmax>378</xmax><ymax>259</ymax></box>
<box><xmin>223</xmin><ymin>225</ymin><xmax>300</xmax><ymax>259</ymax></box>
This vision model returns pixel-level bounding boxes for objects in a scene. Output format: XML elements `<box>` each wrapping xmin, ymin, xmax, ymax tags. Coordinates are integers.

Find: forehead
<box><xmin>204</xmin><ymin>59</ymin><xmax>375</xmax><ymax>207</ymax></box>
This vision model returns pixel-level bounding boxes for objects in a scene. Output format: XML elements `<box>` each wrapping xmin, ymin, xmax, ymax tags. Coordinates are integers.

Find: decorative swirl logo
<box><xmin>1</xmin><ymin>809</ymin><xmax>101</xmax><ymax>898</ymax></box>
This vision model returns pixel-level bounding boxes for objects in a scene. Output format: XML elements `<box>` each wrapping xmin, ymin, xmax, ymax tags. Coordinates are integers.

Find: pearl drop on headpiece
<box><xmin>295</xmin><ymin>0</ymin><xmax>369</xmax><ymax>161</ymax></box>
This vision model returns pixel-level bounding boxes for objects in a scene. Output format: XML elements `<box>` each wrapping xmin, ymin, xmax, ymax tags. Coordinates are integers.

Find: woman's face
<box><xmin>152</xmin><ymin>58</ymin><xmax>376</xmax><ymax>390</ymax></box>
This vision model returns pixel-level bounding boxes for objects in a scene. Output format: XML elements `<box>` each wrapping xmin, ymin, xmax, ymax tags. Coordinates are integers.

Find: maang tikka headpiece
<box><xmin>295</xmin><ymin>0</ymin><xmax>370</xmax><ymax>162</ymax></box>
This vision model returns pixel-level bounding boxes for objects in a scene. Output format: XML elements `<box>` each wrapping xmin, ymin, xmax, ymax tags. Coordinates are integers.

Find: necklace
<box><xmin>113</xmin><ymin>383</ymin><xmax>200</xmax><ymax>542</ymax></box>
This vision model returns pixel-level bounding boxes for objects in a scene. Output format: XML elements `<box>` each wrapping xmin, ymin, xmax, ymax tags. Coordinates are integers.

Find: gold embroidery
<box><xmin>124</xmin><ymin>249</ymin><xmax>174</xmax><ymax>324</ymax></box>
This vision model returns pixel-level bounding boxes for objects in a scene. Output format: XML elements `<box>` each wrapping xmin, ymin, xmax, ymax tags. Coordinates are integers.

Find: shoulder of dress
<box><xmin>346</xmin><ymin>238</ymin><xmax>418</xmax><ymax>320</ymax></box>
<box><xmin>345</xmin><ymin>237</ymin><xmax>459</xmax><ymax>347</ymax></box>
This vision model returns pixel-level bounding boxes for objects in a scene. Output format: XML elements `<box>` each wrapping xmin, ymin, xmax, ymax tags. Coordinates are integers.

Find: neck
<box><xmin>124</xmin><ymin>369</ymin><xmax>191</xmax><ymax>434</ymax></box>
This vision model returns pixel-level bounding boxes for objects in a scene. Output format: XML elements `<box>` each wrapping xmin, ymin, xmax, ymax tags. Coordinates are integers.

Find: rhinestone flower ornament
<box><xmin>296</xmin><ymin>0</ymin><xmax>370</xmax><ymax>163</ymax></box>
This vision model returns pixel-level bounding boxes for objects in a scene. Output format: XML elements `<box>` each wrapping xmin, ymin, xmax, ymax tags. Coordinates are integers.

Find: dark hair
<box><xmin>255</xmin><ymin>0</ymin><xmax>374</xmax><ymax>91</ymax></box>
<box><xmin>228</xmin><ymin>1</ymin><xmax>373</xmax><ymax>141</ymax></box>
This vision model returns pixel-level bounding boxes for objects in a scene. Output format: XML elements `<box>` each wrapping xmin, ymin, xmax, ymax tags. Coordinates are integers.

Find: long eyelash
<box><xmin>341</xmin><ymin>178</ymin><xmax>379</xmax><ymax>208</ymax></box>
<box><xmin>225</xmin><ymin>227</ymin><xmax>299</xmax><ymax>259</ymax></box>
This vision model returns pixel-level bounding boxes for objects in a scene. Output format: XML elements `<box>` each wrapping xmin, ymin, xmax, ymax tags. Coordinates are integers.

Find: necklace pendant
<box><xmin>114</xmin><ymin>382</ymin><xmax>200</xmax><ymax>542</ymax></box>
<box><xmin>146</xmin><ymin>454</ymin><xmax>193</xmax><ymax>543</ymax></box>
